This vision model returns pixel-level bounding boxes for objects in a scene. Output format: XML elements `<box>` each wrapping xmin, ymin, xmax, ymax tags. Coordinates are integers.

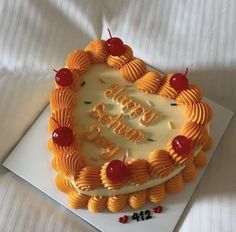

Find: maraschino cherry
<box><xmin>105</xmin><ymin>28</ymin><xmax>125</xmax><ymax>56</ymax></box>
<box><xmin>51</xmin><ymin>118</ymin><xmax>74</xmax><ymax>147</ymax></box>
<box><xmin>170</xmin><ymin>68</ymin><xmax>189</xmax><ymax>91</ymax></box>
<box><xmin>53</xmin><ymin>68</ymin><xmax>73</xmax><ymax>87</ymax></box>
<box><xmin>106</xmin><ymin>155</ymin><xmax>129</xmax><ymax>183</ymax></box>
<box><xmin>172</xmin><ymin>135</ymin><xmax>192</xmax><ymax>158</ymax></box>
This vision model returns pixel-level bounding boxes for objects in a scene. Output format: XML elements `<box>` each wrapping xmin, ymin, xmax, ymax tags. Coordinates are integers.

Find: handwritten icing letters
<box><xmin>104</xmin><ymin>84</ymin><xmax>157</xmax><ymax>125</ymax></box>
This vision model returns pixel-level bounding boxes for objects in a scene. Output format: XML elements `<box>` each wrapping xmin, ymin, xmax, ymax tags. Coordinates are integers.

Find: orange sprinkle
<box><xmin>99</xmin><ymin>78</ymin><xmax>106</xmax><ymax>84</ymax></box>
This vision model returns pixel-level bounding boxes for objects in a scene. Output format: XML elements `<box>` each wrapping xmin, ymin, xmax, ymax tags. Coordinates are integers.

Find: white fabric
<box><xmin>0</xmin><ymin>0</ymin><xmax>236</xmax><ymax>231</ymax></box>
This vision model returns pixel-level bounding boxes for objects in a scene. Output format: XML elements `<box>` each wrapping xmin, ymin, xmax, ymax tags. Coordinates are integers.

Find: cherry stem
<box><xmin>52</xmin><ymin>69</ymin><xmax>58</xmax><ymax>73</ymax></box>
<box><xmin>184</xmin><ymin>67</ymin><xmax>189</xmax><ymax>77</ymax></box>
<box><xmin>51</xmin><ymin>117</ymin><xmax>60</xmax><ymax>128</ymax></box>
<box><xmin>122</xmin><ymin>154</ymin><xmax>127</xmax><ymax>164</ymax></box>
<box><xmin>107</xmin><ymin>28</ymin><xmax>112</xmax><ymax>38</ymax></box>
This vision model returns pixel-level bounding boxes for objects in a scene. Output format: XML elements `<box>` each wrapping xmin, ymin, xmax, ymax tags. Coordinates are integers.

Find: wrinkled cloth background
<box><xmin>0</xmin><ymin>1</ymin><xmax>236</xmax><ymax>231</ymax></box>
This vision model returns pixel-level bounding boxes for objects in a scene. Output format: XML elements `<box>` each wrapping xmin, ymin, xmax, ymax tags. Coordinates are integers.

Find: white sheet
<box><xmin>1</xmin><ymin>0</ymin><xmax>236</xmax><ymax>231</ymax></box>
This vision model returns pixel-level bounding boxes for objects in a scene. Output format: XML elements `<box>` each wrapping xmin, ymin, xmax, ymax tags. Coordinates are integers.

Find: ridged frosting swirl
<box><xmin>120</xmin><ymin>58</ymin><xmax>147</xmax><ymax>82</ymax></box>
<box><xmin>107</xmin><ymin>45</ymin><xmax>133</xmax><ymax>69</ymax></box>
<box><xmin>202</xmin><ymin>135</ymin><xmax>213</xmax><ymax>151</ymax></box>
<box><xmin>48</xmin><ymin>109</ymin><xmax>75</xmax><ymax>133</ymax></box>
<box><xmin>134</xmin><ymin>71</ymin><xmax>162</xmax><ymax>93</ymax></box>
<box><xmin>165</xmin><ymin>173</ymin><xmax>183</xmax><ymax>193</ymax></box>
<box><xmin>54</xmin><ymin>173</ymin><xmax>75</xmax><ymax>193</ymax></box>
<box><xmin>127</xmin><ymin>159</ymin><xmax>150</xmax><ymax>185</ymax></box>
<box><xmin>194</xmin><ymin>150</ymin><xmax>207</xmax><ymax>167</ymax></box>
<box><xmin>56</xmin><ymin>150</ymin><xmax>84</xmax><ymax>178</ymax></box>
<box><xmin>68</xmin><ymin>191</ymin><xmax>90</xmax><ymax>209</ymax></box>
<box><xmin>176</xmin><ymin>84</ymin><xmax>202</xmax><ymax>104</ymax></box>
<box><xmin>182</xmin><ymin>162</ymin><xmax>197</xmax><ymax>182</ymax></box>
<box><xmin>87</xmin><ymin>196</ymin><xmax>108</xmax><ymax>213</ymax></box>
<box><xmin>76</xmin><ymin>166</ymin><xmax>102</xmax><ymax>191</ymax></box>
<box><xmin>128</xmin><ymin>189</ymin><xmax>147</xmax><ymax>209</ymax></box>
<box><xmin>100</xmin><ymin>162</ymin><xmax>125</xmax><ymax>190</ymax></box>
<box><xmin>66</xmin><ymin>50</ymin><xmax>91</xmax><ymax>73</ymax></box>
<box><xmin>51</xmin><ymin>158</ymin><xmax>60</xmax><ymax>171</ymax></box>
<box><xmin>107</xmin><ymin>194</ymin><xmax>129</xmax><ymax>212</ymax></box>
<box><xmin>158</xmin><ymin>74</ymin><xmax>178</xmax><ymax>99</ymax></box>
<box><xmin>148</xmin><ymin>149</ymin><xmax>176</xmax><ymax>178</ymax></box>
<box><xmin>186</xmin><ymin>101</ymin><xmax>212</xmax><ymax>125</ymax></box>
<box><xmin>49</xmin><ymin>88</ymin><xmax>76</xmax><ymax>112</ymax></box>
<box><xmin>181</xmin><ymin>121</ymin><xmax>209</xmax><ymax>147</ymax></box>
<box><xmin>84</xmin><ymin>40</ymin><xmax>108</xmax><ymax>64</ymax></box>
<box><xmin>147</xmin><ymin>184</ymin><xmax>166</xmax><ymax>204</ymax></box>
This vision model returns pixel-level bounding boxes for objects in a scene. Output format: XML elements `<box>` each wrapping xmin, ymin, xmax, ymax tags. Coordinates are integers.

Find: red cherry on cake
<box><xmin>172</xmin><ymin>135</ymin><xmax>192</xmax><ymax>158</ymax></box>
<box><xmin>52</xmin><ymin>126</ymin><xmax>73</xmax><ymax>147</ymax></box>
<box><xmin>53</xmin><ymin>68</ymin><xmax>73</xmax><ymax>87</ymax></box>
<box><xmin>105</xmin><ymin>28</ymin><xmax>125</xmax><ymax>56</ymax></box>
<box><xmin>170</xmin><ymin>68</ymin><xmax>189</xmax><ymax>91</ymax></box>
<box><xmin>106</xmin><ymin>159</ymin><xmax>129</xmax><ymax>184</ymax></box>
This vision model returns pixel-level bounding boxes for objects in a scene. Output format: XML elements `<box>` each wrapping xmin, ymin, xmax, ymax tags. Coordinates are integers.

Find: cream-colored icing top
<box><xmin>76</xmin><ymin>64</ymin><xmax>187</xmax><ymax>166</ymax></box>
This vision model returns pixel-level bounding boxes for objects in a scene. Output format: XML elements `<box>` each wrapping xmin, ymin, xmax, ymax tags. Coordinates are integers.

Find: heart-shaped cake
<box><xmin>48</xmin><ymin>36</ymin><xmax>213</xmax><ymax>213</ymax></box>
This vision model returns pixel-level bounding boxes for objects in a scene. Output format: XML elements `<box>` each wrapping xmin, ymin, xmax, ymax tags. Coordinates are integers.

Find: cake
<box><xmin>48</xmin><ymin>32</ymin><xmax>213</xmax><ymax>213</ymax></box>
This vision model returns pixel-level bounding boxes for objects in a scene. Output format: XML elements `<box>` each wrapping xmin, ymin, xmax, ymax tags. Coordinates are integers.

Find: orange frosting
<box><xmin>87</xmin><ymin>196</ymin><xmax>108</xmax><ymax>213</ymax></box>
<box><xmin>107</xmin><ymin>195</ymin><xmax>129</xmax><ymax>212</ymax></box>
<box><xmin>56</xmin><ymin>150</ymin><xmax>84</xmax><ymax>178</ymax></box>
<box><xmin>167</xmin><ymin>141</ymin><xmax>194</xmax><ymax>166</ymax></box>
<box><xmin>148</xmin><ymin>149</ymin><xmax>176</xmax><ymax>178</ymax></box>
<box><xmin>165</xmin><ymin>173</ymin><xmax>183</xmax><ymax>193</ymax></box>
<box><xmin>107</xmin><ymin>45</ymin><xmax>133</xmax><ymax>69</ymax></box>
<box><xmin>186</xmin><ymin>101</ymin><xmax>212</xmax><ymax>125</ymax></box>
<box><xmin>194</xmin><ymin>150</ymin><xmax>207</xmax><ymax>167</ymax></box>
<box><xmin>66</xmin><ymin>50</ymin><xmax>91</xmax><ymax>74</ymax></box>
<box><xmin>181</xmin><ymin>121</ymin><xmax>209</xmax><ymax>147</ymax></box>
<box><xmin>51</xmin><ymin>158</ymin><xmax>60</xmax><ymax>171</ymax></box>
<box><xmin>147</xmin><ymin>184</ymin><xmax>166</xmax><ymax>204</ymax></box>
<box><xmin>55</xmin><ymin>173</ymin><xmax>75</xmax><ymax>193</ymax></box>
<box><xmin>120</xmin><ymin>58</ymin><xmax>147</xmax><ymax>82</ymax></box>
<box><xmin>100</xmin><ymin>162</ymin><xmax>125</xmax><ymax>189</ymax></box>
<box><xmin>182</xmin><ymin>162</ymin><xmax>197</xmax><ymax>182</ymax></box>
<box><xmin>68</xmin><ymin>191</ymin><xmax>90</xmax><ymax>209</ymax></box>
<box><xmin>128</xmin><ymin>190</ymin><xmax>147</xmax><ymax>209</ymax></box>
<box><xmin>202</xmin><ymin>135</ymin><xmax>213</xmax><ymax>151</ymax></box>
<box><xmin>48</xmin><ymin>134</ymin><xmax>80</xmax><ymax>156</ymax></box>
<box><xmin>84</xmin><ymin>40</ymin><xmax>108</xmax><ymax>64</ymax></box>
<box><xmin>176</xmin><ymin>84</ymin><xmax>202</xmax><ymax>104</ymax></box>
<box><xmin>128</xmin><ymin>159</ymin><xmax>150</xmax><ymax>185</ymax></box>
<box><xmin>134</xmin><ymin>71</ymin><xmax>162</xmax><ymax>93</ymax></box>
<box><xmin>76</xmin><ymin>166</ymin><xmax>102</xmax><ymax>191</ymax></box>
<box><xmin>48</xmin><ymin>109</ymin><xmax>75</xmax><ymax>133</ymax></box>
<box><xmin>158</xmin><ymin>74</ymin><xmax>178</xmax><ymax>99</ymax></box>
<box><xmin>49</xmin><ymin>88</ymin><xmax>76</xmax><ymax>113</ymax></box>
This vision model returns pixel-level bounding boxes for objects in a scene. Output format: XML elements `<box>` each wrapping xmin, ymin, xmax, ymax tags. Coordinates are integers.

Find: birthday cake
<box><xmin>48</xmin><ymin>31</ymin><xmax>213</xmax><ymax>213</ymax></box>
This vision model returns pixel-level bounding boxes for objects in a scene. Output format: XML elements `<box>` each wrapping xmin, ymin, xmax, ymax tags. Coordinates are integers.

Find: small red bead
<box><xmin>153</xmin><ymin>206</ymin><xmax>163</xmax><ymax>213</ymax></box>
<box><xmin>170</xmin><ymin>73</ymin><xmax>189</xmax><ymax>91</ymax></box>
<box><xmin>55</xmin><ymin>68</ymin><xmax>73</xmax><ymax>87</ymax></box>
<box><xmin>106</xmin><ymin>160</ymin><xmax>129</xmax><ymax>184</ymax></box>
<box><xmin>172</xmin><ymin>135</ymin><xmax>192</xmax><ymax>157</ymax></box>
<box><xmin>52</xmin><ymin>127</ymin><xmax>73</xmax><ymax>147</ymax></box>
<box><xmin>106</xmin><ymin>37</ymin><xmax>125</xmax><ymax>56</ymax></box>
<box><xmin>122</xmin><ymin>215</ymin><xmax>128</xmax><ymax>223</ymax></box>
<box><xmin>119</xmin><ymin>217</ymin><xmax>123</xmax><ymax>223</ymax></box>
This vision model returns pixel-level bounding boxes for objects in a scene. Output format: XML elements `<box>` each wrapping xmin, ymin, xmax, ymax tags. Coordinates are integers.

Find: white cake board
<box><xmin>3</xmin><ymin>98</ymin><xmax>233</xmax><ymax>232</ymax></box>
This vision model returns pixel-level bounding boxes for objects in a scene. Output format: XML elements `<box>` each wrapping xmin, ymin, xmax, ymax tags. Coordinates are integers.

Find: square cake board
<box><xmin>3</xmin><ymin>97</ymin><xmax>233</xmax><ymax>232</ymax></box>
